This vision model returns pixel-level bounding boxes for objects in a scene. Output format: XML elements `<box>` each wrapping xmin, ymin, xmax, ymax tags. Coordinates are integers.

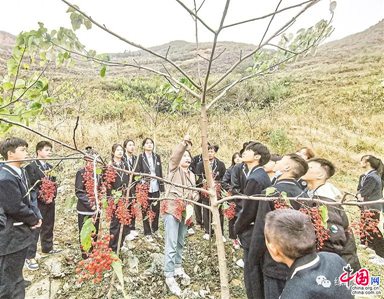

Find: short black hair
<box><xmin>308</xmin><ymin>158</ymin><xmax>335</xmax><ymax>179</ymax></box>
<box><xmin>286</xmin><ymin>153</ymin><xmax>308</xmax><ymax>179</ymax></box>
<box><xmin>208</xmin><ymin>144</ymin><xmax>219</xmax><ymax>152</ymax></box>
<box><xmin>142</xmin><ymin>137</ymin><xmax>154</xmax><ymax>148</ymax></box>
<box><xmin>270</xmin><ymin>154</ymin><xmax>282</xmax><ymax>162</ymax></box>
<box><xmin>245</xmin><ymin>142</ymin><xmax>270</xmax><ymax>166</ymax></box>
<box><xmin>0</xmin><ymin>137</ymin><xmax>28</xmax><ymax>160</ymax></box>
<box><xmin>265</xmin><ymin>209</ymin><xmax>316</xmax><ymax>260</ymax></box>
<box><xmin>36</xmin><ymin>141</ymin><xmax>53</xmax><ymax>154</ymax></box>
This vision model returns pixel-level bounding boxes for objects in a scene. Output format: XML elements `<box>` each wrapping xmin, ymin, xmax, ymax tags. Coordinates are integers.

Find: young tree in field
<box><xmin>0</xmin><ymin>0</ymin><xmax>336</xmax><ymax>297</ymax></box>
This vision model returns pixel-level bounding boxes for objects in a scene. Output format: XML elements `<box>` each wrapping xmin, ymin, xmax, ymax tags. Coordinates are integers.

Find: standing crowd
<box><xmin>0</xmin><ymin>136</ymin><xmax>383</xmax><ymax>299</ymax></box>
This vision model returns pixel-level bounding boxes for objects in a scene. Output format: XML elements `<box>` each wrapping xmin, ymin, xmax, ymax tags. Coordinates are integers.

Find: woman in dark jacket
<box><xmin>136</xmin><ymin>138</ymin><xmax>164</xmax><ymax>242</ymax></box>
<box><xmin>107</xmin><ymin>144</ymin><xmax>130</xmax><ymax>252</ymax></box>
<box><xmin>357</xmin><ymin>155</ymin><xmax>384</xmax><ymax>260</ymax></box>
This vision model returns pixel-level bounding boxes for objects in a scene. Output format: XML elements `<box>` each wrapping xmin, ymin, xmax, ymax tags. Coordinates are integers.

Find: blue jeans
<box><xmin>163</xmin><ymin>213</ymin><xmax>188</xmax><ymax>278</ymax></box>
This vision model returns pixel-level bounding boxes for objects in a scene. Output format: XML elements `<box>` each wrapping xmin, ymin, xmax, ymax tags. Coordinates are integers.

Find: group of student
<box><xmin>0</xmin><ymin>136</ymin><xmax>383</xmax><ymax>299</ymax></box>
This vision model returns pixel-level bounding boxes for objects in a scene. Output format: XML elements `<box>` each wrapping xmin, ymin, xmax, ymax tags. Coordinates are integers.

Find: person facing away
<box><xmin>24</xmin><ymin>140</ymin><xmax>60</xmax><ymax>271</ymax></box>
<box><xmin>356</xmin><ymin>154</ymin><xmax>384</xmax><ymax>261</ymax></box>
<box><xmin>250</xmin><ymin>153</ymin><xmax>309</xmax><ymax>299</ymax></box>
<box><xmin>301</xmin><ymin>158</ymin><xmax>361</xmax><ymax>271</ymax></box>
<box><xmin>234</xmin><ymin>142</ymin><xmax>271</xmax><ymax>299</ymax></box>
<box><xmin>0</xmin><ymin>137</ymin><xmax>42</xmax><ymax>299</ymax></box>
<box><xmin>265</xmin><ymin>209</ymin><xmax>353</xmax><ymax>299</ymax></box>
<box><xmin>162</xmin><ymin>135</ymin><xmax>198</xmax><ymax>296</ymax></box>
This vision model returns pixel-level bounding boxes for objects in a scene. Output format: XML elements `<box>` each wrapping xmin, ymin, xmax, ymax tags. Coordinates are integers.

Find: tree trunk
<box><xmin>200</xmin><ymin>104</ymin><xmax>230</xmax><ymax>299</ymax></box>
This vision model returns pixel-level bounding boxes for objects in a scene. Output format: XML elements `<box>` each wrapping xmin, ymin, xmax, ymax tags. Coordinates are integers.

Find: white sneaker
<box><xmin>165</xmin><ymin>277</ymin><xmax>182</xmax><ymax>296</ymax></box>
<box><xmin>131</xmin><ymin>230</ymin><xmax>138</xmax><ymax>237</ymax></box>
<box><xmin>175</xmin><ymin>267</ymin><xmax>191</xmax><ymax>285</ymax></box>
<box><xmin>187</xmin><ymin>228</ymin><xmax>195</xmax><ymax>235</ymax></box>
<box><xmin>370</xmin><ymin>256</ymin><xmax>384</xmax><ymax>266</ymax></box>
<box><xmin>236</xmin><ymin>259</ymin><xmax>244</xmax><ymax>268</ymax></box>
<box><xmin>203</xmin><ymin>233</ymin><xmax>210</xmax><ymax>240</ymax></box>
<box><xmin>222</xmin><ymin>236</ymin><xmax>227</xmax><ymax>243</ymax></box>
<box><xmin>232</xmin><ymin>239</ymin><xmax>240</xmax><ymax>250</ymax></box>
<box><xmin>125</xmin><ymin>233</ymin><xmax>136</xmax><ymax>242</ymax></box>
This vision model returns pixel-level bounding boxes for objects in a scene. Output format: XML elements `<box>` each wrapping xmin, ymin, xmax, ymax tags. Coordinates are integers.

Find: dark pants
<box><xmin>128</xmin><ymin>193</ymin><xmax>136</xmax><ymax>231</ymax></box>
<box><xmin>109</xmin><ymin>214</ymin><xmax>130</xmax><ymax>252</ymax></box>
<box><xmin>0</xmin><ymin>247</ymin><xmax>28</xmax><ymax>299</ymax></box>
<box><xmin>241</xmin><ymin>228</ymin><xmax>264</xmax><ymax>299</ymax></box>
<box><xmin>78</xmin><ymin>213</ymin><xmax>100</xmax><ymax>258</ymax></box>
<box><xmin>362</xmin><ymin>210</ymin><xmax>384</xmax><ymax>257</ymax></box>
<box><xmin>263</xmin><ymin>275</ymin><xmax>286</xmax><ymax>299</ymax></box>
<box><xmin>202</xmin><ymin>198</ymin><xmax>224</xmax><ymax>235</ymax></box>
<box><xmin>194</xmin><ymin>195</ymin><xmax>203</xmax><ymax>227</ymax></box>
<box><xmin>228</xmin><ymin>215</ymin><xmax>237</xmax><ymax>239</ymax></box>
<box><xmin>26</xmin><ymin>201</ymin><xmax>55</xmax><ymax>258</ymax></box>
<box><xmin>142</xmin><ymin>191</ymin><xmax>160</xmax><ymax>235</ymax></box>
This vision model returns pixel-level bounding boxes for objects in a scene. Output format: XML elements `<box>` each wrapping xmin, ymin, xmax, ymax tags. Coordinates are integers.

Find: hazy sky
<box><xmin>0</xmin><ymin>0</ymin><xmax>383</xmax><ymax>53</ymax></box>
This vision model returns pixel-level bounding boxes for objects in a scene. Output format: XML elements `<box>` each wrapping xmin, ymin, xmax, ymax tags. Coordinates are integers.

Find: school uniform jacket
<box><xmin>250</xmin><ymin>179</ymin><xmax>306</xmax><ymax>281</ymax></box>
<box><xmin>0</xmin><ymin>165</ymin><xmax>40</xmax><ymax>255</ymax></box>
<box><xmin>280</xmin><ymin>252</ymin><xmax>353</xmax><ymax>299</ymax></box>
<box><xmin>24</xmin><ymin>160</ymin><xmax>56</xmax><ymax>203</ymax></box>
<box><xmin>234</xmin><ymin>166</ymin><xmax>271</xmax><ymax>237</ymax></box>
<box><xmin>106</xmin><ymin>161</ymin><xmax>130</xmax><ymax>197</ymax></box>
<box><xmin>357</xmin><ymin>170</ymin><xmax>383</xmax><ymax>211</ymax></box>
<box><xmin>75</xmin><ymin>167</ymin><xmax>98</xmax><ymax>214</ymax></box>
<box><xmin>136</xmin><ymin>153</ymin><xmax>165</xmax><ymax>192</ymax></box>
<box><xmin>195</xmin><ymin>158</ymin><xmax>226</xmax><ymax>186</ymax></box>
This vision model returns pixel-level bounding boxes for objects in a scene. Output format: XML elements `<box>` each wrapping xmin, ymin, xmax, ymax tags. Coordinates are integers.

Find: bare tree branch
<box><xmin>9</xmin><ymin>47</ymin><xmax>26</xmax><ymax>103</ymax></box>
<box><xmin>61</xmin><ymin>0</ymin><xmax>201</xmax><ymax>91</ymax></box>
<box><xmin>0</xmin><ymin>118</ymin><xmax>86</xmax><ymax>155</ymax></box>
<box><xmin>175</xmin><ymin>0</ymin><xmax>215</xmax><ymax>34</ymax></box>
<box><xmin>0</xmin><ymin>64</ymin><xmax>49</xmax><ymax>110</ymax></box>
<box><xmin>216</xmin><ymin>195</ymin><xmax>384</xmax><ymax>207</ymax></box>
<box><xmin>222</xmin><ymin>0</ymin><xmax>313</xmax><ymax>29</ymax></box>
<box><xmin>207</xmin><ymin>0</ymin><xmax>319</xmax><ymax>93</ymax></box>
<box><xmin>72</xmin><ymin>116</ymin><xmax>80</xmax><ymax>150</ymax></box>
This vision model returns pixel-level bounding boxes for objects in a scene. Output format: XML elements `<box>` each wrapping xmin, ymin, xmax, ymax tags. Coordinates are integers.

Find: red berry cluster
<box><xmin>273</xmin><ymin>199</ymin><xmax>290</xmax><ymax>210</ymax></box>
<box><xmin>76</xmin><ymin>234</ymin><xmax>117</xmax><ymax>283</ymax></box>
<box><xmin>136</xmin><ymin>182</ymin><xmax>149</xmax><ymax>209</ymax></box>
<box><xmin>299</xmin><ymin>207</ymin><xmax>330</xmax><ymax>250</ymax></box>
<box><xmin>115</xmin><ymin>199</ymin><xmax>132</xmax><ymax>225</ymax></box>
<box><xmin>215</xmin><ymin>182</ymin><xmax>222</xmax><ymax>199</ymax></box>
<box><xmin>223</xmin><ymin>202</ymin><xmax>236</xmax><ymax>220</ymax></box>
<box><xmin>39</xmin><ymin>177</ymin><xmax>56</xmax><ymax>204</ymax></box>
<box><xmin>105</xmin><ymin>200</ymin><xmax>116</xmax><ymax>222</ymax></box>
<box><xmin>101</xmin><ymin>166</ymin><xmax>117</xmax><ymax>191</ymax></box>
<box><xmin>352</xmin><ymin>210</ymin><xmax>381</xmax><ymax>246</ymax></box>
<box><xmin>82</xmin><ymin>162</ymin><xmax>97</xmax><ymax>208</ymax></box>
<box><xmin>146</xmin><ymin>209</ymin><xmax>156</xmax><ymax>223</ymax></box>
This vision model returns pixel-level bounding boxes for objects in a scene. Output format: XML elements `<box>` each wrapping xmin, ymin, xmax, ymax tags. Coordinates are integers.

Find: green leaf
<box><xmin>100</xmin><ymin>65</ymin><xmax>106</xmax><ymax>77</ymax></box>
<box><xmin>265</xmin><ymin>187</ymin><xmax>276</xmax><ymax>196</ymax></box>
<box><xmin>134</xmin><ymin>176</ymin><xmax>142</xmax><ymax>181</ymax></box>
<box><xmin>80</xmin><ymin>218</ymin><xmax>96</xmax><ymax>252</ymax></box>
<box><xmin>84</xmin><ymin>19</ymin><xmax>92</xmax><ymax>30</ymax></box>
<box><xmin>70</xmin><ymin>12</ymin><xmax>83</xmax><ymax>31</ymax></box>
<box><xmin>2</xmin><ymin>82</ymin><xmax>13</xmax><ymax>91</ymax></box>
<box><xmin>96</xmin><ymin>167</ymin><xmax>102</xmax><ymax>175</ymax></box>
<box><xmin>111</xmin><ymin>255</ymin><xmax>124</xmax><ymax>288</ymax></box>
<box><xmin>318</xmin><ymin>205</ymin><xmax>329</xmax><ymax>228</ymax></box>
